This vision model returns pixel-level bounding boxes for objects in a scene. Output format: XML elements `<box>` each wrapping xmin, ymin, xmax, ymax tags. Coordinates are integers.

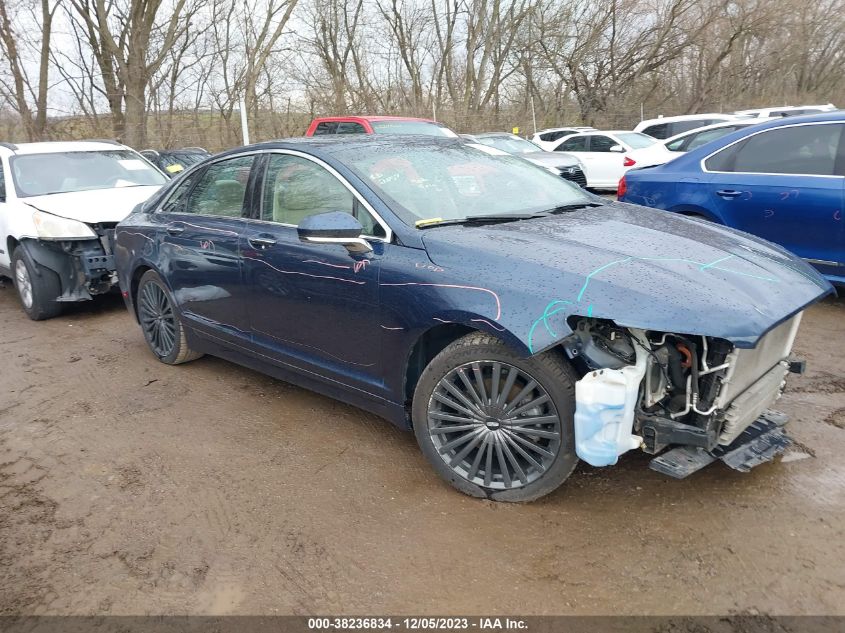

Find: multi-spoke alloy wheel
<box><xmin>136</xmin><ymin>270</ymin><xmax>203</xmax><ymax>365</ymax></box>
<box><xmin>413</xmin><ymin>332</ymin><xmax>578</xmax><ymax>502</ymax></box>
<box><xmin>139</xmin><ymin>281</ymin><xmax>177</xmax><ymax>358</ymax></box>
<box><xmin>427</xmin><ymin>361</ymin><xmax>561</xmax><ymax>490</ymax></box>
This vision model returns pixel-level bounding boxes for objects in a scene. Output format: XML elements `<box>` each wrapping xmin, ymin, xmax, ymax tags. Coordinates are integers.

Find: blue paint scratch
<box><xmin>527</xmin><ymin>253</ymin><xmax>780</xmax><ymax>353</ymax></box>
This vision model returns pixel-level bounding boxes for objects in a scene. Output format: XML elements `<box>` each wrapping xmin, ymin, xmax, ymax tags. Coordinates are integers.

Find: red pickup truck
<box><xmin>305</xmin><ymin>115</ymin><xmax>458</xmax><ymax>137</ymax></box>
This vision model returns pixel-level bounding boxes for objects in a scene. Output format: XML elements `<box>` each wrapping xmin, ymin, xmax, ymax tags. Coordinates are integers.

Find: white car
<box><xmin>551</xmin><ymin>131</ymin><xmax>657</xmax><ymax>189</ymax></box>
<box><xmin>734</xmin><ymin>104</ymin><xmax>836</xmax><ymax>118</ymax></box>
<box><xmin>531</xmin><ymin>126</ymin><xmax>595</xmax><ymax>151</ymax></box>
<box><xmin>633</xmin><ymin>113</ymin><xmax>740</xmax><ymax>139</ymax></box>
<box><xmin>622</xmin><ymin>120</ymin><xmax>768</xmax><ymax>169</ymax></box>
<box><xmin>0</xmin><ymin>140</ymin><xmax>168</xmax><ymax>320</ymax></box>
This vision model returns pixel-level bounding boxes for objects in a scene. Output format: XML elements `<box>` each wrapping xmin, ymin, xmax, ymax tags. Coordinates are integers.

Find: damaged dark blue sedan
<box><xmin>114</xmin><ymin>137</ymin><xmax>833</xmax><ymax>501</ymax></box>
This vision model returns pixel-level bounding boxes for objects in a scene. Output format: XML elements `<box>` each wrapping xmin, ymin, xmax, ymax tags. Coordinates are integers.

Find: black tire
<box><xmin>412</xmin><ymin>332</ymin><xmax>579</xmax><ymax>502</ymax></box>
<box><xmin>136</xmin><ymin>269</ymin><xmax>203</xmax><ymax>365</ymax></box>
<box><xmin>11</xmin><ymin>247</ymin><xmax>63</xmax><ymax>321</ymax></box>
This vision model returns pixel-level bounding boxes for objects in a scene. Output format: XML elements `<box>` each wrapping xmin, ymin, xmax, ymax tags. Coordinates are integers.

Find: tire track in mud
<box><xmin>1</xmin><ymin>287</ymin><xmax>844</xmax><ymax>615</ymax></box>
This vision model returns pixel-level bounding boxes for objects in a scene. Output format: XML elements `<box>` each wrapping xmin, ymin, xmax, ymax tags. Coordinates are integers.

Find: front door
<box><xmin>155</xmin><ymin>154</ymin><xmax>257</xmax><ymax>340</ymax></box>
<box><xmin>241</xmin><ymin>152</ymin><xmax>388</xmax><ymax>394</ymax></box>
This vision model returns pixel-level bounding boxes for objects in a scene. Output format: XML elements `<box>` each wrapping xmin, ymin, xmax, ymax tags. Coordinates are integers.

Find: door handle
<box><xmin>166</xmin><ymin>224</ymin><xmax>185</xmax><ymax>235</ymax></box>
<box><xmin>716</xmin><ymin>190</ymin><xmax>742</xmax><ymax>199</ymax></box>
<box><xmin>248</xmin><ymin>234</ymin><xmax>277</xmax><ymax>249</ymax></box>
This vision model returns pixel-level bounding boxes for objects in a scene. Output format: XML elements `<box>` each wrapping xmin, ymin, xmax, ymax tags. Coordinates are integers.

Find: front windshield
<box><xmin>475</xmin><ymin>136</ymin><xmax>540</xmax><ymax>154</ymax></box>
<box><xmin>338</xmin><ymin>141</ymin><xmax>591</xmax><ymax>225</ymax></box>
<box><xmin>11</xmin><ymin>150</ymin><xmax>168</xmax><ymax>197</ymax></box>
<box><xmin>617</xmin><ymin>133</ymin><xmax>658</xmax><ymax>149</ymax></box>
<box><xmin>370</xmin><ymin>120</ymin><xmax>458</xmax><ymax>137</ymax></box>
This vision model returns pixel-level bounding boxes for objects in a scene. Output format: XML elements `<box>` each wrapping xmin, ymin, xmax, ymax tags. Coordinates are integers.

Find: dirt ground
<box><xmin>0</xmin><ymin>281</ymin><xmax>843</xmax><ymax>617</ymax></box>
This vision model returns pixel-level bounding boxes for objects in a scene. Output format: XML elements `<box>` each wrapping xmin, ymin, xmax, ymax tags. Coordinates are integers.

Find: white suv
<box><xmin>633</xmin><ymin>113</ymin><xmax>740</xmax><ymax>139</ymax></box>
<box><xmin>0</xmin><ymin>141</ymin><xmax>167</xmax><ymax>319</ymax></box>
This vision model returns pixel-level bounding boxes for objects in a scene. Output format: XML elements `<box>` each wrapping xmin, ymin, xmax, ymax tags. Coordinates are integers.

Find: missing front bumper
<box><xmin>648</xmin><ymin>410</ymin><xmax>791</xmax><ymax>479</ymax></box>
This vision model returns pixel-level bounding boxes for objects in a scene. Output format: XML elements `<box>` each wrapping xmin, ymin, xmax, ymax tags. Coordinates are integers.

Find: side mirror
<box><xmin>609</xmin><ymin>144</ymin><xmax>625</xmax><ymax>153</ymax></box>
<box><xmin>297</xmin><ymin>211</ymin><xmax>372</xmax><ymax>253</ymax></box>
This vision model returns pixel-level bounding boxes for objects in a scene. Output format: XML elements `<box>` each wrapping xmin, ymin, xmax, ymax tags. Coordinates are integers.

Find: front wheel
<box><xmin>412</xmin><ymin>332</ymin><xmax>579</xmax><ymax>502</ymax></box>
<box><xmin>136</xmin><ymin>269</ymin><xmax>203</xmax><ymax>365</ymax></box>
<box><xmin>11</xmin><ymin>248</ymin><xmax>62</xmax><ymax>321</ymax></box>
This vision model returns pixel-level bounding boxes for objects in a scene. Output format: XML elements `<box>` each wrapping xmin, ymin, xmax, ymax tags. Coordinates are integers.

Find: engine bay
<box><xmin>562</xmin><ymin>314</ymin><xmax>803</xmax><ymax>463</ymax></box>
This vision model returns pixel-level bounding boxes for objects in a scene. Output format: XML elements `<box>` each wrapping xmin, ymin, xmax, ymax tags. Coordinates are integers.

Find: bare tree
<box><xmin>0</xmin><ymin>0</ymin><xmax>56</xmax><ymax>139</ymax></box>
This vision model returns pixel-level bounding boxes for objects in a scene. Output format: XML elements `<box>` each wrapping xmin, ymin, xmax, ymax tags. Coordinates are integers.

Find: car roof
<box><xmin>312</xmin><ymin>115</ymin><xmax>439</xmax><ymax>123</ymax></box>
<box><xmin>0</xmin><ymin>140</ymin><xmax>128</xmax><ymax>155</ymax></box>
<box><xmin>473</xmin><ymin>132</ymin><xmax>523</xmax><ymax>139</ymax></box>
<box><xmin>534</xmin><ymin>126</ymin><xmax>594</xmax><ymax>133</ymax></box>
<box><xmin>659</xmin><ymin>119</ymin><xmax>761</xmax><ymax>145</ymax></box>
<box><xmin>216</xmin><ymin>134</ymin><xmax>465</xmax><ymax>160</ymax></box>
<box><xmin>564</xmin><ymin>130</ymin><xmax>645</xmax><ymax>136</ymax></box>
<box><xmin>637</xmin><ymin>113</ymin><xmax>737</xmax><ymax>126</ymax></box>
<box><xmin>734</xmin><ymin>104</ymin><xmax>835</xmax><ymax>115</ymax></box>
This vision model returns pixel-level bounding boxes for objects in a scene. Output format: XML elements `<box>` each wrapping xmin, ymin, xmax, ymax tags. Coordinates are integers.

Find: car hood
<box><xmin>420</xmin><ymin>202</ymin><xmax>832</xmax><ymax>353</ymax></box>
<box><xmin>521</xmin><ymin>151</ymin><xmax>580</xmax><ymax>168</ymax></box>
<box><xmin>22</xmin><ymin>186</ymin><xmax>162</xmax><ymax>224</ymax></box>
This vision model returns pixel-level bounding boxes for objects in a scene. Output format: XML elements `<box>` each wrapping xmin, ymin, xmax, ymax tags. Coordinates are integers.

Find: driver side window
<box><xmin>557</xmin><ymin>136</ymin><xmax>587</xmax><ymax>152</ymax></box>
<box><xmin>262</xmin><ymin>154</ymin><xmax>385</xmax><ymax>237</ymax></box>
<box><xmin>588</xmin><ymin>136</ymin><xmax>616</xmax><ymax>152</ymax></box>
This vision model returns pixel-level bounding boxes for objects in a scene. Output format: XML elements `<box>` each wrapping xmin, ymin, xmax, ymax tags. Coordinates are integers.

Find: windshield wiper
<box><xmin>415</xmin><ymin>203</ymin><xmax>603</xmax><ymax>229</ymax></box>
<box><xmin>540</xmin><ymin>202</ymin><xmax>604</xmax><ymax>214</ymax></box>
<box><xmin>416</xmin><ymin>213</ymin><xmax>539</xmax><ymax>228</ymax></box>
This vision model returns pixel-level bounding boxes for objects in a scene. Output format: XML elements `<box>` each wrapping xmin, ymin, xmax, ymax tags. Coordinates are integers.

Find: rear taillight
<box><xmin>617</xmin><ymin>175</ymin><xmax>627</xmax><ymax>199</ymax></box>
<box><xmin>623</xmin><ymin>156</ymin><xmax>636</xmax><ymax>167</ymax></box>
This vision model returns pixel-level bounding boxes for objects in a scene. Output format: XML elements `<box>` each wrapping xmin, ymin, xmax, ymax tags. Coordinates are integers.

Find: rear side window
<box><xmin>671</xmin><ymin>119</ymin><xmax>716</xmax><ymax>136</ymax></box>
<box><xmin>556</xmin><ymin>136</ymin><xmax>587</xmax><ymax>151</ymax></box>
<box><xmin>336</xmin><ymin>122</ymin><xmax>366</xmax><ymax>134</ymax></box>
<box><xmin>588</xmin><ymin>135</ymin><xmax>616</xmax><ymax>152</ymax></box>
<box><xmin>184</xmin><ymin>155</ymin><xmax>254</xmax><ymax>217</ymax></box>
<box><xmin>642</xmin><ymin>123</ymin><xmax>669</xmax><ymax>139</ymax></box>
<box><xmin>159</xmin><ymin>173</ymin><xmax>199</xmax><ymax>214</ymax></box>
<box><xmin>0</xmin><ymin>163</ymin><xmax>5</xmax><ymax>201</ymax></box>
<box><xmin>705</xmin><ymin>124</ymin><xmax>845</xmax><ymax>175</ymax></box>
<box><xmin>313</xmin><ymin>122</ymin><xmax>339</xmax><ymax>135</ymax></box>
<box><xmin>543</xmin><ymin>130</ymin><xmax>575</xmax><ymax>142</ymax></box>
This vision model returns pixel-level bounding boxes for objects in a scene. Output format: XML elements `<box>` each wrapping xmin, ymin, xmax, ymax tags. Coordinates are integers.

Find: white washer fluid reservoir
<box><xmin>573</xmin><ymin>330</ymin><xmax>648</xmax><ymax>466</ymax></box>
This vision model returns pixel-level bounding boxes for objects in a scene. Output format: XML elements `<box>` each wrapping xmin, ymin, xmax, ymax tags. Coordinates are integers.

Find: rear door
<box><xmin>155</xmin><ymin>153</ymin><xmax>257</xmax><ymax>340</ymax></box>
<box><xmin>703</xmin><ymin>121</ymin><xmax>845</xmax><ymax>275</ymax></box>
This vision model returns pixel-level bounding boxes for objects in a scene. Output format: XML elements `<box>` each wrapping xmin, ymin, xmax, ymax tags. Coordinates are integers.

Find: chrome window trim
<box><xmin>154</xmin><ymin>150</ymin><xmax>263</xmax><ymax>220</ymax></box>
<box><xmin>700</xmin><ymin>120</ymin><xmax>845</xmax><ymax>179</ymax></box>
<box><xmin>253</xmin><ymin>149</ymin><xmax>393</xmax><ymax>243</ymax></box>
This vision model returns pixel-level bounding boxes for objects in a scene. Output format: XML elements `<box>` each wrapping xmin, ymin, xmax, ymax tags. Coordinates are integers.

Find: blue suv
<box><xmin>619</xmin><ymin>112</ymin><xmax>845</xmax><ymax>284</ymax></box>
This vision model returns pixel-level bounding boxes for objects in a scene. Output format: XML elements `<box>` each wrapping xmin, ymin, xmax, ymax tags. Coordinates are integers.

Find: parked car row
<box><xmin>619</xmin><ymin>111</ymin><xmax>845</xmax><ymax>285</ymax></box>
<box><xmin>0</xmin><ymin>112</ymin><xmax>838</xmax><ymax>503</ymax></box>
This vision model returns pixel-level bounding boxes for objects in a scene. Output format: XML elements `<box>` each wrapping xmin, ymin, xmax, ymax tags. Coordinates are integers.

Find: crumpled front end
<box><xmin>563</xmin><ymin>314</ymin><xmax>803</xmax><ymax>476</ymax></box>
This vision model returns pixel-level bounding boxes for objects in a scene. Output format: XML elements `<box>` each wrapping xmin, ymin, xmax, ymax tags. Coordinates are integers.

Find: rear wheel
<box><xmin>412</xmin><ymin>332</ymin><xmax>579</xmax><ymax>502</ymax></box>
<box><xmin>136</xmin><ymin>269</ymin><xmax>203</xmax><ymax>364</ymax></box>
<box><xmin>11</xmin><ymin>248</ymin><xmax>62</xmax><ymax>321</ymax></box>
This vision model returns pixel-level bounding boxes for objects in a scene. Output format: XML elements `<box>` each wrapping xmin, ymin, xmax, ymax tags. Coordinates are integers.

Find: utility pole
<box><xmin>239</xmin><ymin>96</ymin><xmax>250</xmax><ymax>145</ymax></box>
